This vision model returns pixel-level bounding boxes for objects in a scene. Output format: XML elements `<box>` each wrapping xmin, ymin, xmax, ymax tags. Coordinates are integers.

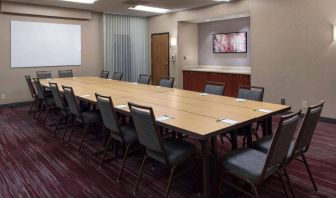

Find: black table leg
<box><xmin>201</xmin><ymin>139</ymin><xmax>210</xmax><ymax>198</ymax></box>
<box><xmin>267</xmin><ymin>117</ymin><xmax>273</xmax><ymax>135</ymax></box>
<box><xmin>229</xmin><ymin>130</ymin><xmax>238</xmax><ymax>150</ymax></box>
<box><xmin>246</xmin><ymin>125</ymin><xmax>253</xmax><ymax>147</ymax></box>
<box><xmin>210</xmin><ymin>136</ymin><xmax>218</xmax><ymax>196</ymax></box>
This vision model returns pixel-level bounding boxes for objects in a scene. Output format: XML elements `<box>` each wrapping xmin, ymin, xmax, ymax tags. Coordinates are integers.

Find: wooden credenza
<box><xmin>183</xmin><ymin>70</ymin><xmax>251</xmax><ymax>97</ymax></box>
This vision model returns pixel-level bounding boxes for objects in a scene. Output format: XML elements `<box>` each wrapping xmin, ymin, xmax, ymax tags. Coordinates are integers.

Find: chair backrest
<box><xmin>291</xmin><ymin>100</ymin><xmax>324</xmax><ymax>159</ymax></box>
<box><xmin>159</xmin><ymin>77</ymin><xmax>174</xmax><ymax>88</ymax></box>
<box><xmin>238</xmin><ymin>85</ymin><xmax>264</xmax><ymax>101</ymax></box>
<box><xmin>262</xmin><ymin>111</ymin><xmax>301</xmax><ymax>179</ymax></box>
<box><xmin>95</xmin><ymin>93</ymin><xmax>121</xmax><ymax>136</ymax></box>
<box><xmin>62</xmin><ymin>86</ymin><xmax>81</xmax><ymax>117</ymax></box>
<box><xmin>128</xmin><ymin>102</ymin><xmax>168</xmax><ymax>163</ymax></box>
<box><xmin>25</xmin><ymin>75</ymin><xmax>37</xmax><ymax>99</ymax></box>
<box><xmin>112</xmin><ymin>72</ymin><xmax>123</xmax><ymax>81</ymax></box>
<box><xmin>100</xmin><ymin>70</ymin><xmax>110</xmax><ymax>79</ymax></box>
<box><xmin>32</xmin><ymin>77</ymin><xmax>45</xmax><ymax>100</ymax></box>
<box><xmin>58</xmin><ymin>70</ymin><xmax>73</xmax><ymax>78</ymax></box>
<box><xmin>36</xmin><ymin>71</ymin><xmax>52</xmax><ymax>79</ymax></box>
<box><xmin>137</xmin><ymin>74</ymin><xmax>151</xmax><ymax>85</ymax></box>
<box><xmin>49</xmin><ymin>83</ymin><xmax>65</xmax><ymax>110</ymax></box>
<box><xmin>204</xmin><ymin>81</ymin><xmax>225</xmax><ymax>96</ymax></box>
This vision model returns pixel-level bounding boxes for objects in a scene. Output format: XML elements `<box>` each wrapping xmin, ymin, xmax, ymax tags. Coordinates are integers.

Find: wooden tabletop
<box><xmin>40</xmin><ymin>76</ymin><xmax>290</xmax><ymax>139</ymax></box>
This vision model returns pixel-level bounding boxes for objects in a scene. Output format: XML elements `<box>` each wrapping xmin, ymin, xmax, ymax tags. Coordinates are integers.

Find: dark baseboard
<box><xmin>0</xmin><ymin>101</ymin><xmax>33</xmax><ymax>109</ymax></box>
<box><xmin>320</xmin><ymin>117</ymin><xmax>336</xmax><ymax>124</ymax></box>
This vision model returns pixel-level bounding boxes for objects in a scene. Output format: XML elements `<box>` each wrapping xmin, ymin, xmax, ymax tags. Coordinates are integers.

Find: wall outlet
<box><xmin>281</xmin><ymin>98</ymin><xmax>286</xmax><ymax>105</ymax></box>
<box><xmin>0</xmin><ymin>94</ymin><xmax>5</xmax><ymax>100</ymax></box>
<box><xmin>302</xmin><ymin>101</ymin><xmax>308</xmax><ymax>109</ymax></box>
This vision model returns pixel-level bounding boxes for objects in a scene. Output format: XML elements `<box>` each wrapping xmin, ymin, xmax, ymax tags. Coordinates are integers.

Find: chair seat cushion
<box><xmin>110</xmin><ymin>124</ymin><xmax>138</xmax><ymax>144</ymax></box>
<box><xmin>254</xmin><ymin>136</ymin><xmax>295</xmax><ymax>158</ymax></box>
<box><xmin>77</xmin><ymin>111</ymin><xmax>101</xmax><ymax>124</ymax></box>
<box><xmin>147</xmin><ymin>137</ymin><xmax>196</xmax><ymax>165</ymax></box>
<box><xmin>221</xmin><ymin>148</ymin><xmax>267</xmax><ymax>183</ymax></box>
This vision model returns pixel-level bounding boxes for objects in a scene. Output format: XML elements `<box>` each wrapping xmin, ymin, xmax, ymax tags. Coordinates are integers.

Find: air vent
<box><xmin>123</xmin><ymin>0</ymin><xmax>151</xmax><ymax>5</ymax></box>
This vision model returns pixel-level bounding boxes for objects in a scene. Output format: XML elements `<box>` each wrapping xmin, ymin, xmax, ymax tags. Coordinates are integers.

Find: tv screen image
<box><xmin>213</xmin><ymin>32</ymin><xmax>247</xmax><ymax>53</ymax></box>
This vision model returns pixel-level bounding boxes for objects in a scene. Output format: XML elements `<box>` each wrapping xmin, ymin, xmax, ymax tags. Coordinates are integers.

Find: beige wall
<box><xmin>0</xmin><ymin>4</ymin><xmax>103</xmax><ymax>105</ymax></box>
<box><xmin>177</xmin><ymin>22</ymin><xmax>198</xmax><ymax>88</ymax></box>
<box><xmin>149</xmin><ymin>0</ymin><xmax>336</xmax><ymax>119</ymax></box>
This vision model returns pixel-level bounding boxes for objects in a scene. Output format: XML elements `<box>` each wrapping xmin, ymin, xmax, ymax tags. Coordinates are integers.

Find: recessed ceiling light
<box><xmin>129</xmin><ymin>5</ymin><xmax>170</xmax><ymax>14</ymax></box>
<box><xmin>213</xmin><ymin>0</ymin><xmax>231</xmax><ymax>2</ymax></box>
<box><xmin>61</xmin><ymin>0</ymin><xmax>98</xmax><ymax>4</ymax></box>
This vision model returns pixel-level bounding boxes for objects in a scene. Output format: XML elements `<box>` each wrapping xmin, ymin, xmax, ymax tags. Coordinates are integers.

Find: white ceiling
<box><xmin>3</xmin><ymin>0</ymin><xmax>227</xmax><ymax>17</ymax></box>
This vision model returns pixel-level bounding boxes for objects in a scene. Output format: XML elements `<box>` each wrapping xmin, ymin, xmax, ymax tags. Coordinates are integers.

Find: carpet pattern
<box><xmin>0</xmin><ymin>106</ymin><xmax>335</xmax><ymax>197</ymax></box>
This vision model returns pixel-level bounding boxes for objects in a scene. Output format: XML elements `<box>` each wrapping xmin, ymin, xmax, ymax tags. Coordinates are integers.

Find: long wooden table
<box><xmin>40</xmin><ymin>76</ymin><xmax>290</xmax><ymax>198</ymax></box>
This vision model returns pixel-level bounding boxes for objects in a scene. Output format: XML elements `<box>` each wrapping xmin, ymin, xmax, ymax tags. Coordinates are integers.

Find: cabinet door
<box><xmin>239</xmin><ymin>74</ymin><xmax>251</xmax><ymax>87</ymax></box>
<box><xmin>183</xmin><ymin>71</ymin><xmax>194</xmax><ymax>91</ymax></box>
<box><xmin>194</xmin><ymin>72</ymin><xmax>209</xmax><ymax>92</ymax></box>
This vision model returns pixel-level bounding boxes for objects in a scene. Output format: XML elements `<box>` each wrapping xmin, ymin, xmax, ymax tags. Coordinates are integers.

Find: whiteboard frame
<box><xmin>11</xmin><ymin>21</ymin><xmax>82</xmax><ymax>68</ymax></box>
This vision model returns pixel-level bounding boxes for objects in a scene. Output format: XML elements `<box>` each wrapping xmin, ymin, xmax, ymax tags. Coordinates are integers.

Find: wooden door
<box><xmin>151</xmin><ymin>33</ymin><xmax>169</xmax><ymax>85</ymax></box>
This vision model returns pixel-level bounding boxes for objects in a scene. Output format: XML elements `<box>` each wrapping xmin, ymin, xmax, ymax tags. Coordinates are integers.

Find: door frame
<box><xmin>151</xmin><ymin>32</ymin><xmax>170</xmax><ymax>83</ymax></box>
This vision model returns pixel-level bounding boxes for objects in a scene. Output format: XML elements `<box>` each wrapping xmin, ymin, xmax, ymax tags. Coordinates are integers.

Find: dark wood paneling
<box><xmin>183</xmin><ymin>71</ymin><xmax>251</xmax><ymax>97</ymax></box>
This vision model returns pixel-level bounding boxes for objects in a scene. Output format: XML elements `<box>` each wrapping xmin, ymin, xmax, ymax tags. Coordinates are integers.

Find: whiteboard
<box><xmin>11</xmin><ymin>21</ymin><xmax>81</xmax><ymax>68</ymax></box>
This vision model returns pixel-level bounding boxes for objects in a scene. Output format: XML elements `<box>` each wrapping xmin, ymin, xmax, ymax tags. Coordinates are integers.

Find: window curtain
<box><xmin>103</xmin><ymin>14</ymin><xmax>149</xmax><ymax>82</ymax></box>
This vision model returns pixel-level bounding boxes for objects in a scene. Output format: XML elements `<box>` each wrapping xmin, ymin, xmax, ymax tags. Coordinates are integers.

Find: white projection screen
<box><xmin>11</xmin><ymin>21</ymin><xmax>81</xmax><ymax>68</ymax></box>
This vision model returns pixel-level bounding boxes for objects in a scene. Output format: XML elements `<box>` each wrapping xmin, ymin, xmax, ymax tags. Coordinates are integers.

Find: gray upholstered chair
<box><xmin>137</xmin><ymin>74</ymin><xmax>151</xmax><ymax>84</ymax></box>
<box><xmin>224</xmin><ymin>85</ymin><xmax>265</xmax><ymax>148</ymax></box>
<box><xmin>36</xmin><ymin>71</ymin><xmax>52</xmax><ymax>79</ymax></box>
<box><xmin>204</xmin><ymin>81</ymin><xmax>225</xmax><ymax>96</ymax></box>
<box><xmin>129</xmin><ymin>102</ymin><xmax>195</xmax><ymax>198</ymax></box>
<box><xmin>95</xmin><ymin>93</ymin><xmax>138</xmax><ymax>182</ymax></box>
<box><xmin>221</xmin><ymin>111</ymin><xmax>301</xmax><ymax>198</ymax></box>
<box><xmin>254</xmin><ymin>101</ymin><xmax>324</xmax><ymax>195</ymax></box>
<box><xmin>62</xmin><ymin>86</ymin><xmax>101</xmax><ymax>153</ymax></box>
<box><xmin>49</xmin><ymin>83</ymin><xmax>71</xmax><ymax>137</ymax></box>
<box><xmin>159</xmin><ymin>77</ymin><xmax>174</xmax><ymax>88</ymax></box>
<box><xmin>58</xmin><ymin>70</ymin><xmax>73</xmax><ymax>78</ymax></box>
<box><xmin>100</xmin><ymin>70</ymin><xmax>110</xmax><ymax>79</ymax></box>
<box><xmin>238</xmin><ymin>85</ymin><xmax>264</xmax><ymax>101</ymax></box>
<box><xmin>112</xmin><ymin>72</ymin><xmax>123</xmax><ymax>80</ymax></box>
<box><xmin>32</xmin><ymin>78</ymin><xmax>55</xmax><ymax>121</ymax></box>
<box><xmin>25</xmin><ymin>75</ymin><xmax>39</xmax><ymax>113</ymax></box>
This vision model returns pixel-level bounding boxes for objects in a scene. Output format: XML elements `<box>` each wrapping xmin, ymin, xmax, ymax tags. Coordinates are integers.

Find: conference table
<box><xmin>40</xmin><ymin>76</ymin><xmax>290</xmax><ymax>198</ymax></box>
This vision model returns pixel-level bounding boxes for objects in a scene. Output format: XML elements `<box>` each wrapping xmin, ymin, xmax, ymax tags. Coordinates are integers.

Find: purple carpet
<box><xmin>0</xmin><ymin>106</ymin><xmax>335</xmax><ymax>197</ymax></box>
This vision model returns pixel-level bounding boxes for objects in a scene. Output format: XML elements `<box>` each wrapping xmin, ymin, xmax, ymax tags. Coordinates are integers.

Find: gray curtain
<box><xmin>103</xmin><ymin>14</ymin><xmax>149</xmax><ymax>82</ymax></box>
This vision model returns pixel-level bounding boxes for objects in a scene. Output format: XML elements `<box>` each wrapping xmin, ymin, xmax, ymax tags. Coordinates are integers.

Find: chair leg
<box><xmin>282</xmin><ymin>167</ymin><xmax>296</xmax><ymax>198</ymax></box>
<box><xmin>250</xmin><ymin>183</ymin><xmax>260</xmax><ymax>198</ymax></box>
<box><xmin>220</xmin><ymin>134</ymin><xmax>225</xmax><ymax>144</ymax></box>
<box><xmin>67</xmin><ymin>119</ymin><xmax>78</xmax><ymax>143</ymax></box>
<box><xmin>77</xmin><ymin>125</ymin><xmax>89</xmax><ymax>154</ymax></box>
<box><xmin>29</xmin><ymin>100</ymin><xmax>37</xmax><ymax>113</ymax></box>
<box><xmin>134</xmin><ymin>155</ymin><xmax>147</xmax><ymax>195</ymax></box>
<box><xmin>117</xmin><ymin>144</ymin><xmax>132</xmax><ymax>183</ymax></box>
<box><xmin>278</xmin><ymin>171</ymin><xmax>290</xmax><ymax>198</ymax></box>
<box><xmin>36</xmin><ymin>104</ymin><xmax>44</xmax><ymax>120</ymax></box>
<box><xmin>44</xmin><ymin>106</ymin><xmax>51</xmax><ymax>122</ymax></box>
<box><xmin>301</xmin><ymin>154</ymin><xmax>318</xmax><ymax>191</ymax></box>
<box><xmin>165</xmin><ymin>164</ymin><xmax>178</xmax><ymax>198</ymax></box>
<box><xmin>54</xmin><ymin>112</ymin><xmax>63</xmax><ymax>137</ymax></box>
<box><xmin>99</xmin><ymin>137</ymin><xmax>113</xmax><ymax>168</ymax></box>
<box><xmin>62</xmin><ymin>116</ymin><xmax>73</xmax><ymax>142</ymax></box>
<box><xmin>33</xmin><ymin>100</ymin><xmax>41</xmax><ymax>118</ymax></box>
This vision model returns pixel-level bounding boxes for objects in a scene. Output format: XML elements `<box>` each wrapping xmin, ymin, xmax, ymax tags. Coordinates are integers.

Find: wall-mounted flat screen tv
<box><xmin>213</xmin><ymin>32</ymin><xmax>247</xmax><ymax>53</ymax></box>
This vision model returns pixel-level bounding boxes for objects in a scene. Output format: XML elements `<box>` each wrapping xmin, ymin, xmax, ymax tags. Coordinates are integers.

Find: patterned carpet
<box><xmin>0</xmin><ymin>106</ymin><xmax>335</xmax><ymax>198</ymax></box>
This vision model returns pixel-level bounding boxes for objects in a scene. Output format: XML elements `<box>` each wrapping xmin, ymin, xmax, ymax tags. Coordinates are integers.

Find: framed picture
<box><xmin>213</xmin><ymin>32</ymin><xmax>247</xmax><ymax>53</ymax></box>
